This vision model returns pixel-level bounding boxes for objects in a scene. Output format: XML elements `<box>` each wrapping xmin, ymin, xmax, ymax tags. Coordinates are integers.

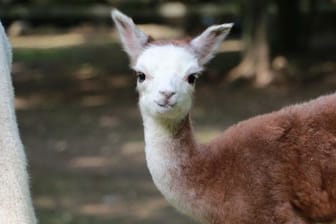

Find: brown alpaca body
<box><xmin>170</xmin><ymin>94</ymin><xmax>336</xmax><ymax>223</ymax></box>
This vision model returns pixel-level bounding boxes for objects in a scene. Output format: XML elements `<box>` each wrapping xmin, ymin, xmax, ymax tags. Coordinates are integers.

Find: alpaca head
<box><xmin>112</xmin><ymin>9</ymin><xmax>232</xmax><ymax>121</ymax></box>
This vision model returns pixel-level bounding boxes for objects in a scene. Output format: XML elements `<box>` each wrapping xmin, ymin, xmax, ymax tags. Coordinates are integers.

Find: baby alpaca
<box><xmin>0</xmin><ymin>22</ymin><xmax>37</xmax><ymax>223</ymax></box>
<box><xmin>112</xmin><ymin>9</ymin><xmax>336</xmax><ymax>224</ymax></box>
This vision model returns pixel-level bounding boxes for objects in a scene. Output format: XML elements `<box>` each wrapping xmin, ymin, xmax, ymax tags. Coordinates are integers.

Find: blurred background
<box><xmin>1</xmin><ymin>0</ymin><xmax>336</xmax><ymax>223</ymax></box>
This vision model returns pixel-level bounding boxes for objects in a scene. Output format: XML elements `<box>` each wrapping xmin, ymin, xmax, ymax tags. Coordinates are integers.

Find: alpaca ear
<box><xmin>111</xmin><ymin>9</ymin><xmax>150</xmax><ymax>64</ymax></box>
<box><xmin>190</xmin><ymin>23</ymin><xmax>233</xmax><ymax>65</ymax></box>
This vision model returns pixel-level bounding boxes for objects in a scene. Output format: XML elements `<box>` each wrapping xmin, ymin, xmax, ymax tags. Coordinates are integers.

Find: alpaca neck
<box><xmin>142</xmin><ymin>114</ymin><xmax>202</xmax><ymax>215</ymax></box>
<box><xmin>143</xmin><ymin>114</ymin><xmax>196</xmax><ymax>169</ymax></box>
<box><xmin>0</xmin><ymin>24</ymin><xmax>22</xmax><ymax>161</ymax></box>
<box><xmin>0</xmin><ymin>26</ymin><xmax>16</xmax><ymax>128</ymax></box>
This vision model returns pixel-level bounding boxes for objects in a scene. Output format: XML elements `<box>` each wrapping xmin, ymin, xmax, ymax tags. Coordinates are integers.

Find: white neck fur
<box><xmin>142</xmin><ymin>114</ymin><xmax>208</xmax><ymax>221</ymax></box>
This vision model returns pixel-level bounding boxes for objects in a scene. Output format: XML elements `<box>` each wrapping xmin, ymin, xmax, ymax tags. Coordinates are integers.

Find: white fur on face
<box><xmin>111</xmin><ymin>10</ymin><xmax>233</xmax><ymax>121</ymax></box>
<box><xmin>133</xmin><ymin>44</ymin><xmax>202</xmax><ymax>121</ymax></box>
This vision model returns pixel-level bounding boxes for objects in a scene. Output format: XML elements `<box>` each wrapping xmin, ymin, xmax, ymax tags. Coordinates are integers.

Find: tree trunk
<box><xmin>303</xmin><ymin>0</ymin><xmax>317</xmax><ymax>50</ymax></box>
<box><xmin>228</xmin><ymin>0</ymin><xmax>273</xmax><ymax>87</ymax></box>
<box><xmin>275</xmin><ymin>0</ymin><xmax>301</xmax><ymax>53</ymax></box>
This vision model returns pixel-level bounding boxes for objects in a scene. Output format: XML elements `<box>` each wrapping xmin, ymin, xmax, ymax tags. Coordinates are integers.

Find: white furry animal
<box><xmin>0</xmin><ymin>22</ymin><xmax>37</xmax><ymax>223</ymax></box>
<box><xmin>112</xmin><ymin>9</ymin><xmax>336</xmax><ymax>224</ymax></box>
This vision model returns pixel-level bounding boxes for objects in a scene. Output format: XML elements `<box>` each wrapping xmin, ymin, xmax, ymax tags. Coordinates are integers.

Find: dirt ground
<box><xmin>10</xmin><ymin>29</ymin><xmax>336</xmax><ymax>223</ymax></box>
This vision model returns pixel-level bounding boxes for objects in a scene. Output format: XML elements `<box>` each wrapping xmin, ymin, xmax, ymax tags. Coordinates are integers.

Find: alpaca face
<box><xmin>111</xmin><ymin>9</ymin><xmax>233</xmax><ymax>120</ymax></box>
<box><xmin>134</xmin><ymin>45</ymin><xmax>202</xmax><ymax>120</ymax></box>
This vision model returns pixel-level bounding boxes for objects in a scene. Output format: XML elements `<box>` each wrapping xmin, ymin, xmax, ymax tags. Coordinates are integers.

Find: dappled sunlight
<box><xmin>121</xmin><ymin>142</ymin><xmax>144</xmax><ymax>156</ymax></box>
<box><xmin>74</xmin><ymin>63</ymin><xmax>98</xmax><ymax>81</ymax></box>
<box><xmin>78</xmin><ymin>197</ymin><xmax>168</xmax><ymax>219</ymax></box>
<box><xmin>68</xmin><ymin>156</ymin><xmax>118</xmax><ymax>170</ymax></box>
<box><xmin>80</xmin><ymin>95</ymin><xmax>109</xmax><ymax>107</ymax></box>
<box><xmin>35</xmin><ymin>195</ymin><xmax>76</xmax><ymax>212</ymax></box>
<box><xmin>137</xmin><ymin>24</ymin><xmax>183</xmax><ymax>40</ymax></box>
<box><xmin>15</xmin><ymin>95</ymin><xmax>45</xmax><ymax>110</ymax></box>
<box><xmin>120</xmin><ymin>141</ymin><xmax>145</xmax><ymax>163</ymax></box>
<box><xmin>132</xmin><ymin>198</ymin><xmax>168</xmax><ymax>220</ymax></box>
<box><xmin>67</xmin><ymin>140</ymin><xmax>145</xmax><ymax>171</ymax></box>
<box><xmin>35</xmin><ymin>196</ymin><xmax>58</xmax><ymax>210</ymax></box>
<box><xmin>10</xmin><ymin>25</ymin><xmax>241</xmax><ymax>54</ymax></box>
<box><xmin>78</xmin><ymin>81</ymin><xmax>102</xmax><ymax>92</ymax></box>
<box><xmin>106</xmin><ymin>75</ymin><xmax>131</xmax><ymax>89</ymax></box>
<box><xmin>10</xmin><ymin>24</ymin><xmax>184</xmax><ymax>50</ymax></box>
<box><xmin>99</xmin><ymin>115</ymin><xmax>121</xmax><ymax>128</ymax></box>
<box><xmin>11</xmin><ymin>33</ymin><xmax>87</xmax><ymax>49</ymax></box>
<box><xmin>79</xmin><ymin>202</ymin><xmax>125</xmax><ymax>217</ymax></box>
<box><xmin>218</xmin><ymin>40</ymin><xmax>243</xmax><ymax>53</ymax></box>
<box><xmin>12</xmin><ymin>62</ymin><xmax>44</xmax><ymax>83</ymax></box>
<box><xmin>309</xmin><ymin>61</ymin><xmax>336</xmax><ymax>76</ymax></box>
<box><xmin>272</xmin><ymin>56</ymin><xmax>288</xmax><ymax>70</ymax></box>
<box><xmin>159</xmin><ymin>2</ymin><xmax>187</xmax><ymax>18</ymax></box>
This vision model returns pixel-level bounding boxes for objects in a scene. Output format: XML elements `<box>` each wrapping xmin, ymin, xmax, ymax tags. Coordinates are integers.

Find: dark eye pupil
<box><xmin>187</xmin><ymin>74</ymin><xmax>197</xmax><ymax>84</ymax></box>
<box><xmin>137</xmin><ymin>72</ymin><xmax>146</xmax><ymax>82</ymax></box>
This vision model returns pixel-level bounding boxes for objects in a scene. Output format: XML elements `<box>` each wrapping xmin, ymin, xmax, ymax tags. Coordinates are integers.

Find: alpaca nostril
<box><xmin>159</xmin><ymin>91</ymin><xmax>176</xmax><ymax>99</ymax></box>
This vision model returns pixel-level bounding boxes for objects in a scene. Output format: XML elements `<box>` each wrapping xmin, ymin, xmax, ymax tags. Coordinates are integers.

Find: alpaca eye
<box><xmin>136</xmin><ymin>72</ymin><xmax>146</xmax><ymax>83</ymax></box>
<box><xmin>187</xmin><ymin>73</ymin><xmax>198</xmax><ymax>85</ymax></box>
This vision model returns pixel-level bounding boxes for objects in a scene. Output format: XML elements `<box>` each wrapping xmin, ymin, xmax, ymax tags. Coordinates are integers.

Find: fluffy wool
<box><xmin>112</xmin><ymin>9</ymin><xmax>336</xmax><ymax>224</ymax></box>
<box><xmin>0</xmin><ymin>22</ymin><xmax>37</xmax><ymax>223</ymax></box>
<box><xmin>135</xmin><ymin>45</ymin><xmax>201</xmax><ymax>121</ymax></box>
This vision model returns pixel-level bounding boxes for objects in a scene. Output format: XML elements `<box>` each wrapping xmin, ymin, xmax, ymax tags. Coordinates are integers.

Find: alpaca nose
<box><xmin>159</xmin><ymin>90</ymin><xmax>176</xmax><ymax>99</ymax></box>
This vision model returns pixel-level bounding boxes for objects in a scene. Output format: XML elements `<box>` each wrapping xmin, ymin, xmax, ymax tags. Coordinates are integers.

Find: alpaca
<box><xmin>0</xmin><ymin>22</ymin><xmax>37</xmax><ymax>223</ymax></box>
<box><xmin>112</xmin><ymin>9</ymin><xmax>336</xmax><ymax>224</ymax></box>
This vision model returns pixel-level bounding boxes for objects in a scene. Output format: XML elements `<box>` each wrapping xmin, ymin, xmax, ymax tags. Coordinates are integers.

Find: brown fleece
<box><xmin>148</xmin><ymin>37</ymin><xmax>192</xmax><ymax>46</ymax></box>
<box><xmin>167</xmin><ymin>94</ymin><xmax>336</xmax><ymax>224</ymax></box>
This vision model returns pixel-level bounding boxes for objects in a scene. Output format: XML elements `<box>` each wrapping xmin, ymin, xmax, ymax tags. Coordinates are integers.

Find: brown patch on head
<box><xmin>147</xmin><ymin>37</ymin><xmax>192</xmax><ymax>47</ymax></box>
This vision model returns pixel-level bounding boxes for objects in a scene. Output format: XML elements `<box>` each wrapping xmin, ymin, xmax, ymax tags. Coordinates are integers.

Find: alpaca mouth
<box><xmin>155</xmin><ymin>101</ymin><xmax>177</xmax><ymax>109</ymax></box>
